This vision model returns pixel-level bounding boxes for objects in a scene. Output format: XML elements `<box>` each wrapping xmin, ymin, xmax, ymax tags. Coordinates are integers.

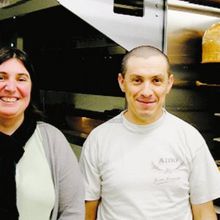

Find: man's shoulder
<box><xmin>89</xmin><ymin>113</ymin><xmax>123</xmax><ymax>135</ymax></box>
<box><xmin>166</xmin><ymin>111</ymin><xmax>202</xmax><ymax>136</ymax></box>
<box><xmin>167</xmin><ymin>111</ymin><xmax>194</xmax><ymax>127</ymax></box>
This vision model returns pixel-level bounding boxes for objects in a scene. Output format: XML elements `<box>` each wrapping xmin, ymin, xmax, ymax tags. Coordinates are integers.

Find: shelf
<box><xmin>213</xmin><ymin>137</ymin><xmax>220</xmax><ymax>142</ymax></box>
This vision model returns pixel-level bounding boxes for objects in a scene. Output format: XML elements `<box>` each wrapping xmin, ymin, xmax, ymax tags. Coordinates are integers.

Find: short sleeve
<box><xmin>189</xmin><ymin>143</ymin><xmax>220</xmax><ymax>204</ymax></box>
<box><xmin>79</xmin><ymin>133</ymin><xmax>101</xmax><ymax>201</ymax></box>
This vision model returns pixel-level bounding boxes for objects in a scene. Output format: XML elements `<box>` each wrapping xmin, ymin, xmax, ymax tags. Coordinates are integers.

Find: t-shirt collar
<box><xmin>121</xmin><ymin>109</ymin><xmax>166</xmax><ymax>133</ymax></box>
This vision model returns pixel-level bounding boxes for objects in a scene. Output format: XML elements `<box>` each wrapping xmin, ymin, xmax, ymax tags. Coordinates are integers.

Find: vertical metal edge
<box><xmin>162</xmin><ymin>0</ymin><xmax>168</xmax><ymax>53</ymax></box>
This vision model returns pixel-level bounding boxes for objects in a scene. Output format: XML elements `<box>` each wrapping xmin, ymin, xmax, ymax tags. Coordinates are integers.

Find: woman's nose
<box><xmin>4</xmin><ymin>80</ymin><xmax>16</xmax><ymax>92</ymax></box>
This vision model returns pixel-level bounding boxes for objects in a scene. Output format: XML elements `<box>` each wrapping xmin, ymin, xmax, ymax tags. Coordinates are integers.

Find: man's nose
<box><xmin>141</xmin><ymin>82</ymin><xmax>153</xmax><ymax>96</ymax></box>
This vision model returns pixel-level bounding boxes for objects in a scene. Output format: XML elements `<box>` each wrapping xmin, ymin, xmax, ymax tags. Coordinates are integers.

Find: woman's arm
<box><xmin>40</xmin><ymin>123</ymin><xmax>85</xmax><ymax>220</ymax></box>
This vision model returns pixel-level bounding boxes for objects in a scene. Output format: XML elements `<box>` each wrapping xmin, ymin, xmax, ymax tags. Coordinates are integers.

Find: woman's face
<box><xmin>0</xmin><ymin>58</ymin><xmax>32</xmax><ymax>121</ymax></box>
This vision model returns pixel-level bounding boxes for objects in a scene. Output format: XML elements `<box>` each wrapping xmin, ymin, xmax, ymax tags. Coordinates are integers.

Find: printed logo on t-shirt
<box><xmin>152</xmin><ymin>156</ymin><xmax>185</xmax><ymax>185</ymax></box>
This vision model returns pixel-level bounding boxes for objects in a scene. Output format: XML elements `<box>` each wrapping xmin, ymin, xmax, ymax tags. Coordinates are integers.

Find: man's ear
<box><xmin>118</xmin><ymin>73</ymin><xmax>125</xmax><ymax>92</ymax></box>
<box><xmin>166</xmin><ymin>74</ymin><xmax>174</xmax><ymax>94</ymax></box>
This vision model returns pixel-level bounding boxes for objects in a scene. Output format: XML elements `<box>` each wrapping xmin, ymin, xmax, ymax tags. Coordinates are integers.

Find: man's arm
<box><xmin>192</xmin><ymin>201</ymin><xmax>217</xmax><ymax>220</ymax></box>
<box><xmin>85</xmin><ymin>200</ymin><xmax>100</xmax><ymax>220</ymax></box>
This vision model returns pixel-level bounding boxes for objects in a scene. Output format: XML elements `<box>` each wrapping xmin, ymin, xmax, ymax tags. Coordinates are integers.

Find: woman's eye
<box><xmin>18</xmin><ymin>77</ymin><xmax>30</xmax><ymax>82</ymax></box>
<box><xmin>18</xmin><ymin>75</ymin><xmax>29</xmax><ymax>82</ymax></box>
<box><xmin>18</xmin><ymin>78</ymin><xmax>25</xmax><ymax>81</ymax></box>
<box><xmin>17</xmin><ymin>73</ymin><xmax>30</xmax><ymax>82</ymax></box>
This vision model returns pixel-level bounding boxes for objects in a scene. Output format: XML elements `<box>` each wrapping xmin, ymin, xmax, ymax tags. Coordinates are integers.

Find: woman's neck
<box><xmin>0</xmin><ymin>115</ymin><xmax>24</xmax><ymax>135</ymax></box>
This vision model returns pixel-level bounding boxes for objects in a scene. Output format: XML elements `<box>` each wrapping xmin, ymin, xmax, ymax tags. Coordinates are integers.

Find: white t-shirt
<box><xmin>79</xmin><ymin>110</ymin><xmax>220</xmax><ymax>220</ymax></box>
<box><xmin>16</xmin><ymin>126</ymin><xmax>55</xmax><ymax>220</ymax></box>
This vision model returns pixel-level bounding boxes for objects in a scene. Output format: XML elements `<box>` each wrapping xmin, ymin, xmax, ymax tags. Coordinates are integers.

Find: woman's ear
<box><xmin>118</xmin><ymin>73</ymin><xmax>125</xmax><ymax>93</ymax></box>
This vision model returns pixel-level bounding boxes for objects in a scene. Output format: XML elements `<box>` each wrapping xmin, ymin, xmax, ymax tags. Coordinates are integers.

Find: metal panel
<box><xmin>57</xmin><ymin>0</ymin><xmax>167</xmax><ymax>51</ymax></box>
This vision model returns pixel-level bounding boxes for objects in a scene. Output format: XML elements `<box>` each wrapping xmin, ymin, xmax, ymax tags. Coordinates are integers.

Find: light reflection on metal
<box><xmin>113</xmin><ymin>0</ymin><xmax>144</xmax><ymax>17</ymax></box>
<box><xmin>173</xmin><ymin>79</ymin><xmax>220</xmax><ymax>88</ymax></box>
<box><xmin>0</xmin><ymin>0</ymin><xmax>30</xmax><ymax>9</ymax></box>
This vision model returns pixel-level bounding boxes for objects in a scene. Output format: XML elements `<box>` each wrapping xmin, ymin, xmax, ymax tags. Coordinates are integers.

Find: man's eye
<box><xmin>132</xmin><ymin>78</ymin><xmax>142</xmax><ymax>84</ymax></box>
<box><xmin>153</xmin><ymin>78</ymin><xmax>162</xmax><ymax>83</ymax></box>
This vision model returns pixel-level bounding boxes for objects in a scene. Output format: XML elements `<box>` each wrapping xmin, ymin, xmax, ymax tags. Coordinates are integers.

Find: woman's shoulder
<box><xmin>37</xmin><ymin>121</ymin><xmax>66</xmax><ymax>141</ymax></box>
<box><xmin>36</xmin><ymin>121</ymin><xmax>72</xmax><ymax>155</ymax></box>
<box><xmin>37</xmin><ymin>121</ymin><xmax>61</xmax><ymax>132</ymax></box>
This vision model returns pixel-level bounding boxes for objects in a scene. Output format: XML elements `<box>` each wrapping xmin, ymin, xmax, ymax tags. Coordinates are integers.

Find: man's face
<box><xmin>118</xmin><ymin>55</ymin><xmax>173</xmax><ymax>125</ymax></box>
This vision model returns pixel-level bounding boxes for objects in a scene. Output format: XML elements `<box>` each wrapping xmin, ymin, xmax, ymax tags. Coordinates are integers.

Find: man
<box><xmin>79</xmin><ymin>45</ymin><xmax>220</xmax><ymax>220</ymax></box>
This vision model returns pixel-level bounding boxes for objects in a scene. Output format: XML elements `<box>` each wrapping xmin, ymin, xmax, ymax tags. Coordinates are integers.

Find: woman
<box><xmin>0</xmin><ymin>46</ymin><xmax>85</xmax><ymax>220</ymax></box>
